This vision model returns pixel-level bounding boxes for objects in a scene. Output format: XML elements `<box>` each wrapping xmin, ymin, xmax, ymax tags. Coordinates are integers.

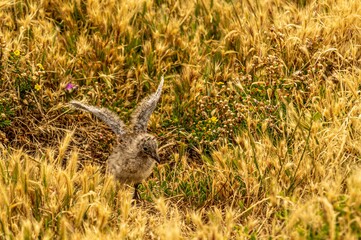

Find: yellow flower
<box><xmin>209</xmin><ymin>116</ymin><xmax>218</xmax><ymax>124</ymax></box>
<box><xmin>36</xmin><ymin>63</ymin><xmax>44</xmax><ymax>71</ymax></box>
<box><xmin>13</xmin><ymin>50</ymin><xmax>20</xmax><ymax>56</ymax></box>
<box><xmin>34</xmin><ymin>84</ymin><xmax>42</xmax><ymax>91</ymax></box>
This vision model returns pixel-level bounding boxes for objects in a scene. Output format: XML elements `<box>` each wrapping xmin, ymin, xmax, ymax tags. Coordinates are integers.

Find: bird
<box><xmin>70</xmin><ymin>76</ymin><xmax>164</xmax><ymax>199</ymax></box>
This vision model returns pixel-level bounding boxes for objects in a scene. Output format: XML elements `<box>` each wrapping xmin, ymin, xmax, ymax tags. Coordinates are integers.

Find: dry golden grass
<box><xmin>1</xmin><ymin>0</ymin><xmax>361</xmax><ymax>238</ymax></box>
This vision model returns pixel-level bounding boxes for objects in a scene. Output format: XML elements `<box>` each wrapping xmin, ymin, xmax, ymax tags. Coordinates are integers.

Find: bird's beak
<box><xmin>153</xmin><ymin>152</ymin><xmax>161</xmax><ymax>163</ymax></box>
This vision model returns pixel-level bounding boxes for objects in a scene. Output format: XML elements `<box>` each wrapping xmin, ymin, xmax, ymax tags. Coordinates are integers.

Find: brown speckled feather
<box><xmin>130</xmin><ymin>76</ymin><xmax>164</xmax><ymax>133</ymax></box>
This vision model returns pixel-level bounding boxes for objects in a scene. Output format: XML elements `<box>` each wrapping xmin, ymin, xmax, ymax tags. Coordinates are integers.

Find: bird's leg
<box><xmin>133</xmin><ymin>183</ymin><xmax>141</xmax><ymax>200</ymax></box>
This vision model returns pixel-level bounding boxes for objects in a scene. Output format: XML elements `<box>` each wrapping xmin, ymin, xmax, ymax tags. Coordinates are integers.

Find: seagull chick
<box><xmin>70</xmin><ymin>77</ymin><xmax>164</xmax><ymax>198</ymax></box>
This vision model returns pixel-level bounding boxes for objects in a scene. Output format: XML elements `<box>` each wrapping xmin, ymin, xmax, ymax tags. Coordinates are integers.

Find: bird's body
<box><xmin>107</xmin><ymin>133</ymin><xmax>158</xmax><ymax>184</ymax></box>
<box><xmin>70</xmin><ymin>77</ymin><xmax>164</xmax><ymax>198</ymax></box>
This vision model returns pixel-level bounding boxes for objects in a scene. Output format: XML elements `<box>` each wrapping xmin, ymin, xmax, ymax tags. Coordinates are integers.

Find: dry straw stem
<box><xmin>1</xmin><ymin>0</ymin><xmax>361</xmax><ymax>238</ymax></box>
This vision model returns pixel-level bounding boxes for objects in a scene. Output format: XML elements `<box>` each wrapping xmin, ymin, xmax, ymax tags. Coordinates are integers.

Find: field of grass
<box><xmin>1</xmin><ymin>0</ymin><xmax>361</xmax><ymax>238</ymax></box>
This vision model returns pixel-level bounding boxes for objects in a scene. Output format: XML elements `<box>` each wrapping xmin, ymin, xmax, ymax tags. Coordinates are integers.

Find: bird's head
<box><xmin>136</xmin><ymin>134</ymin><xmax>160</xmax><ymax>163</ymax></box>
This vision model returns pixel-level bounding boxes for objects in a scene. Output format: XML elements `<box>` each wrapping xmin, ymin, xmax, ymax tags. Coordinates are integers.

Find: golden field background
<box><xmin>1</xmin><ymin>0</ymin><xmax>361</xmax><ymax>238</ymax></box>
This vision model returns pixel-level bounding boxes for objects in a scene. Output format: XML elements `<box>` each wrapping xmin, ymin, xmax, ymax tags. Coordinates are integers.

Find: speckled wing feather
<box><xmin>70</xmin><ymin>101</ymin><xmax>126</xmax><ymax>136</ymax></box>
<box><xmin>130</xmin><ymin>77</ymin><xmax>164</xmax><ymax>133</ymax></box>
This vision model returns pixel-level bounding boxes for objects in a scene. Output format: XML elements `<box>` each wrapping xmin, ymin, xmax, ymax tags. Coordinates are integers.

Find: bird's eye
<box><xmin>143</xmin><ymin>147</ymin><xmax>148</xmax><ymax>152</ymax></box>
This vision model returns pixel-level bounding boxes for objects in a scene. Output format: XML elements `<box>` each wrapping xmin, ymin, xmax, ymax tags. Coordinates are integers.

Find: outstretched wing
<box><xmin>70</xmin><ymin>101</ymin><xmax>126</xmax><ymax>136</ymax></box>
<box><xmin>130</xmin><ymin>76</ymin><xmax>164</xmax><ymax>133</ymax></box>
